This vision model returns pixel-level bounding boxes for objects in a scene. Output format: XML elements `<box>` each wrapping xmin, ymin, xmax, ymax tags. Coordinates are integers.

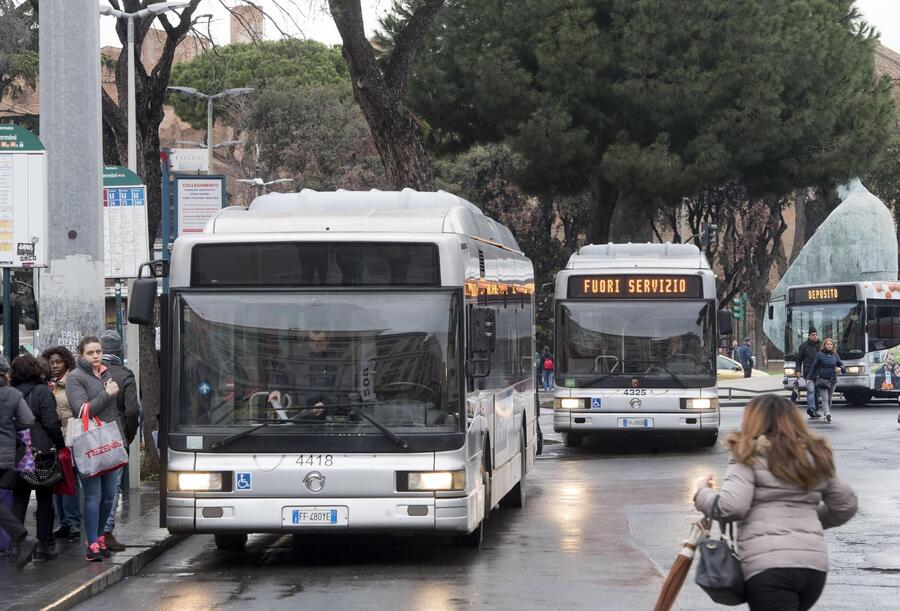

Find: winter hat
<box><xmin>0</xmin><ymin>354</ymin><xmax>9</xmax><ymax>374</ymax></box>
<box><xmin>100</xmin><ymin>330</ymin><xmax>123</xmax><ymax>356</ymax></box>
<box><xmin>808</xmin><ymin>327</ymin><xmax>818</xmax><ymax>335</ymax></box>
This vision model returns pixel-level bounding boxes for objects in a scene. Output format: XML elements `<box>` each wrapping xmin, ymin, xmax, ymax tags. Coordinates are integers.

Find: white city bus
<box><xmin>551</xmin><ymin>243</ymin><xmax>731</xmax><ymax>448</ymax></box>
<box><xmin>128</xmin><ymin>189</ymin><xmax>537</xmax><ymax>549</ymax></box>
<box><xmin>782</xmin><ymin>281</ymin><xmax>900</xmax><ymax>406</ymax></box>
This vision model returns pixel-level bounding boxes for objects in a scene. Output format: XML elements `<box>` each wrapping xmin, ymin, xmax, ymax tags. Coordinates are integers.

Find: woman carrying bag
<box><xmin>65</xmin><ymin>336</ymin><xmax>122</xmax><ymax>562</ymax></box>
<box><xmin>41</xmin><ymin>345</ymin><xmax>82</xmax><ymax>541</ymax></box>
<box><xmin>808</xmin><ymin>338</ymin><xmax>845</xmax><ymax>422</ymax></box>
<box><xmin>10</xmin><ymin>354</ymin><xmax>65</xmax><ymax>562</ymax></box>
<box><xmin>693</xmin><ymin>395</ymin><xmax>857</xmax><ymax>611</ymax></box>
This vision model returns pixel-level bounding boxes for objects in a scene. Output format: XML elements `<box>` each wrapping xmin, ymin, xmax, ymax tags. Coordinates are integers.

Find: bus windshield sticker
<box><xmin>236</xmin><ymin>472</ymin><xmax>252</xmax><ymax>491</ymax></box>
<box><xmin>568</xmin><ymin>274</ymin><xmax>703</xmax><ymax>299</ymax></box>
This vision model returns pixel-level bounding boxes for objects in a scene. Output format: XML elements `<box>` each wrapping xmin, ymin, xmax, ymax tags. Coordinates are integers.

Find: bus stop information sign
<box><xmin>102</xmin><ymin>165</ymin><xmax>149</xmax><ymax>278</ymax></box>
<box><xmin>0</xmin><ymin>125</ymin><xmax>48</xmax><ymax>268</ymax></box>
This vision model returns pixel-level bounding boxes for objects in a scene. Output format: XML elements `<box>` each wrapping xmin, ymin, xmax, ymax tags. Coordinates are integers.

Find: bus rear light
<box><xmin>397</xmin><ymin>470</ymin><xmax>465</xmax><ymax>492</ymax></box>
<box><xmin>168</xmin><ymin>471</ymin><xmax>228</xmax><ymax>492</ymax></box>
<box><xmin>555</xmin><ymin>398</ymin><xmax>584</xmax><ymax>410</ymax></box>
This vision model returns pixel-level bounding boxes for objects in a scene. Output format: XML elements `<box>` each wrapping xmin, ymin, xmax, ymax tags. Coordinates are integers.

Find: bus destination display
<box><xmin>568</xmin><ymin>275</ymin><xmax>703</xmax><ymax>299</ymax></box>
<box><xmin>789</xmin><ymin>285</ymin><xmax>857</xmax><ymax>304</ymax></box>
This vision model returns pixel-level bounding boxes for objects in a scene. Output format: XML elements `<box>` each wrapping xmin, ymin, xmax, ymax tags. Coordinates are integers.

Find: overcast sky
<box><xmin>99</xmin><ymin>0</ymin><xmax>900</xmax><ymax>52</ymax></box>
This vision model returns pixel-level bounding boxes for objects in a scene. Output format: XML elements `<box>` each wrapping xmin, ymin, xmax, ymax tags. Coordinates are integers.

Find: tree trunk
<box><xmin>328</xmin><ymin>0</ymin><xmax>441</xmax><ymax>191</ymax></box>
<box><xmin>751</xmin><ymin>301</ymin><xmax>769</xmax><ymax>370</ymax></box>
<box><xmin>353</xmin><ymin>92</ymin><xmax>433</xmax><ymax>190</ymax></box>
<box><xmin>139</xmin><ymin>324</ymin><xmax>160</xmax><ymax>473</ymax></box>
<box><xmin>788</xmin><ymin>188</ymin><xmax>810</xmax><ymax>264</ymax></box>
<box><xmin>587</xmin><ymin>174</ymin><xmax>617</xmax><ymax>244</ymax></box>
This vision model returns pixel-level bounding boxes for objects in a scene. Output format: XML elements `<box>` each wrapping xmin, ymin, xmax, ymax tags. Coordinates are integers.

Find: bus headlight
<box><xmin>168</xmin><ymin>472</ymin><xmax>226</xmax><ymax>492</ymax></box>
<box><xmin>844</xmin><ymin>365</ymin><xmax>864</xmax><ymax>374</ymax></box>
<box><xmin>683</xmin><ymin>398</ymin><xmax>717</xmax><ymax>410</ymax></box>
<box><xmin>783</xmin><ymin>368</ymin><xmax>796</xmax><ymax>376</ymax></box>
<box><xmin>554</xmin><ymin>398</ymin><xmax>584</xmax><ymax>410</ymax></box>
<box><xmin>397</xmin><ymin>470</ymin><xmax>465</xmax><ymax>492</ymax></box>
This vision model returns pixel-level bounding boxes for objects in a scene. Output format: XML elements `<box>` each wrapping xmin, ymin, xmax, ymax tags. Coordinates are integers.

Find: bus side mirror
<box><xmin>471</xmin><ymin>307</ymin><xmax>496</xmax><ymax>354</ymax></box>
<box><xmin>767</xmin><ymin>305</ymin><xmax>774</xmax><ymax>320</ymax></box>
<box><xmin>718</xmin><ymin>309</ymin><xmax>733</xmax><ymax>336</ymax></box>
<box><xmin>128</xmin><ymin>278</ymin><xmax>158</xmax><ymax>326</ymax></box>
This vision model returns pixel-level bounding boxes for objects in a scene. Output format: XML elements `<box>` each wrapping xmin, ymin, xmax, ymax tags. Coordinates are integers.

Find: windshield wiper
<box><xmin>210</xmin><ymin>418</ymin><xmax>310</xmax><ymax>450</ymax></box>
<box><xmin>269</xmin><ymin>401</ymin><xmax>409</xmax><ymax>450</ymax></box>
<box><xmin>646</xmin><ymin>362</ymin><xmax>688</xmax><ymax>388</ymax></box>
<box><xmin>349</xmin><ymin>405</ymin><xmax>409</xmax><ymax>450</ymax></box>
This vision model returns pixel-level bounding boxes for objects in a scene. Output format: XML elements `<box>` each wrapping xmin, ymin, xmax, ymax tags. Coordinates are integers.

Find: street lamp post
<box><xmin>99</xmin><ymin>1</ymin><xmax>190</xmax><ymax>173</ymax></box>
<box><xmin>167</xmin><ymin>86</ymin><xmax>255</xmax><ymax>173</ymax></box>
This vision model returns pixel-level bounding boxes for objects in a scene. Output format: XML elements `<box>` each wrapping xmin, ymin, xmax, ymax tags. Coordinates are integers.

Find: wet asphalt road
<box><xmin>80</xmin><ymin>399</ymin><xmax>900</xmax><ymax>610</ymax></box>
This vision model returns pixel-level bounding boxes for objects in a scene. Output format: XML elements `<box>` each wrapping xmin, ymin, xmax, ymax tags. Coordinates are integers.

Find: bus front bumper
<box><xmin>553</xmin><ymin>410</ymin><xmax>718</xmax><ymax>433</ymax></box>
<box><xmin>166</xmin><ymin>491</ymin><xmax>479</xmax><ymax>535</ymax></box>
<box><xmin>784</xmin><ymin>375</ymin><xmax>871</xmax><ymax>391</ymax></box>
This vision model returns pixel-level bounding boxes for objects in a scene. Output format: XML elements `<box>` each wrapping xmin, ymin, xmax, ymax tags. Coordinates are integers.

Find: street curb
<box><xmin>39</xmin><ymin>534</ymin><xmax>185</xmax><ymax>611</ymax></box>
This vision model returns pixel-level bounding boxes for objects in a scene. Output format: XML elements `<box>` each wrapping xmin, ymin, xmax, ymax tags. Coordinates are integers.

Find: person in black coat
<box><xmin>10</xmin><ymin>353</ymin><xmax>64</xmax><ymax>561</ymax></box>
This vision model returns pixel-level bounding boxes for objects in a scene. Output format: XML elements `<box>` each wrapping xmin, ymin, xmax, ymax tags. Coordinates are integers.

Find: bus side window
<box><xmin>868</xmin><ymin>304</ymin><xmax>900</xmax><ymax>351</ymax></box>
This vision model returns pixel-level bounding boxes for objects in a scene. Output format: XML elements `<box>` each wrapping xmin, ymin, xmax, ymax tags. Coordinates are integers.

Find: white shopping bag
<box><xmin>72</xmin><ymin>411</ymin><xmax>128</xmax><ymax>478</ymax></box>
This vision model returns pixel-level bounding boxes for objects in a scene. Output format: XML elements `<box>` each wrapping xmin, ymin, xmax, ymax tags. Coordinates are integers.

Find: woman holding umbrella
<box><xmin>691</xmin><ymin>395</ymin><xmax>857</xmax><ymax>610</ymax></box>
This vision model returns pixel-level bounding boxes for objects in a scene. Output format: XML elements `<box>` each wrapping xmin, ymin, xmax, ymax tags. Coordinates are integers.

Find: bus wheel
<box><xmin>701</xmin><ymin>433</ymin><xmax>719</xmax><ymax>448</ymax></box>
<box><xmin>500</xmin><ymin>428</ymin><xmax>526</xmax><ymax>509</ymax></box>
<box><xmin>454</xmin><ymin>458</ymin><xmax>489</xmax><ymax>548</ymax></box>
<box><xmin>843</xmin><ymin>390</ymin><xmax>872</xmax><ymax>407</ymax></box>
<box><xmin>214</xmin><ymin>533</ymin><xmax>247</xmax><ymax>551</ymax></box>
<box><xmin>564</xmin><ymin>432</ymin><xmax>583</xmax><ymax>448</ymax></box>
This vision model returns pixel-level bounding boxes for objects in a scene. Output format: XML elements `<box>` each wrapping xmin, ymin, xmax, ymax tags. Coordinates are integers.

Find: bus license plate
<box><xmin>283</xmin><ymin>506</ymin><xmax>348</xmax><ymax>527</ymax></box>
<box><xmin>618</xmin><ymin>417</ymin><xmax>653</xmax><ymax>429</ymax></box>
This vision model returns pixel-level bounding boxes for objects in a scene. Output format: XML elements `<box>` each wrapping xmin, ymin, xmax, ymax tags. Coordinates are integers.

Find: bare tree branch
<box><xmin>384</xmin><ymin>0</ymin><xmax>444</xmax><ymax>92</ymax></box>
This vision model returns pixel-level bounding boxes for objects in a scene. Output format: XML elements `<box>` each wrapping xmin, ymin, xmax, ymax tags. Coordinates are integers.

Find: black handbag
<box><xmin>695</xmin><ymin>499</ymin><xmax>746</xmax><ymax>605</ymax></box>
<box><xmin>19</xmin><ymin>449</ymin><xmax>63</xmax><ymax>488</ymax></box>
<box><xmin>815</xmin><ymin>376</ymin><xmax>833</xmax><ymax>389</ymax></box>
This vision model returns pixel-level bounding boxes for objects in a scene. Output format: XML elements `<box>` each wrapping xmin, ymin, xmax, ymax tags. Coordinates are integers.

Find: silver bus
<box><xmin>551</xmin><ymin>243</ymin><xmax>730</xmax><ymax>448</ymax></box>
<box><xmin>782</xmin><ymin>281</ymin><xmax>899</xmax><ymax>406</ymax></box>
<box><xmin>128</xmin><ymin>189</ymin><xmax>537</xmax><ymax>549</ymax></box>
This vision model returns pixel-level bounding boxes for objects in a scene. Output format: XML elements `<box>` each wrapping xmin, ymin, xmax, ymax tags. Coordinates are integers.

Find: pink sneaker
<box><xmin>97</xmin><ymin>535</ymin><xmax>111</xmax><ymax>558</ymax></box>
<box><xmin>85</xmin><ymin>542</ymin><xmax>102</xmax><ymax>562</ymax></box>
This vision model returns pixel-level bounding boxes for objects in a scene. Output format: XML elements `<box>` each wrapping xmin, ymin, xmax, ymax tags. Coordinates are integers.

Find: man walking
<box><xmin>737</xmin><ymin>337</ymin><xmax>754</xmax><ymax>378</ymax></box>
<box><xmin>99</xmin><ymin>331</ymin><xmax>141</xmax><ymax>551</ymax></box>
<box><xmin>797</xmin><ymin>327</ymin><xmax>821</xmax><ymax>418</ymax></box>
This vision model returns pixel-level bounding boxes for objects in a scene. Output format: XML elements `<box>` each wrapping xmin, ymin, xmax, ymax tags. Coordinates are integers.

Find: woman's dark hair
<box><xmin>40</xmin><ymin>345</ymin><xmax>76</xmax><ymax>374</ymax></box>
<box><xmin>11</xmin><ymin>353</ymin><xmax>49</xmax><ymax>385</ymax></box>
<box><xmin>76</xmin><ymin>335</ymin><xmax>101</xmax><ymax>355</ymax></box>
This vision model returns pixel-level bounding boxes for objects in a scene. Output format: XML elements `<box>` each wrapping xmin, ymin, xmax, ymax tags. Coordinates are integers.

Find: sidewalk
<box><xmin>0</xmin><ymin>483</ymin><xmax>180</xmax><ymax>611</ymax></box>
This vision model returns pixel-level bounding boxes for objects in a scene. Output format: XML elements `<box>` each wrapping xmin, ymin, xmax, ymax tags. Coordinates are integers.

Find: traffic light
<box><xmin>732</xmin><ymin>296</ymin><xmax>744</xmax><ymax>320</ymax></box>
<box><xmin>700</xmin><ymin>223</ymin><xmax>718</xmax><ymax>248</ymax></box>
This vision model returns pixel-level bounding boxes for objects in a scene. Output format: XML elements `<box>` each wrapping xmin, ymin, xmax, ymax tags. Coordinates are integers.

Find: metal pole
<box><xmin>127</xmin><ymin>16</ymin><xmax>137</xmax><ymax>173</ymax></box>
<box><xmin>161</xmin><ymin>155</ymin><xmax>171</xmax><ymax>294</ymax></box>
<box><xmin>38</xmin><ymin>0</ymin><xmax>105</xmax><ymax>355</ymax></box>
<box><xmin>206</xmin><ymin>96</ymin><xmax>214</xmax><ymax>175</ymax></box>
<box><xmin>115</xmin><ymin>279</ymin><xmax>124</xmax><ymax>340</ymax></box>
<box><xmin>2</xmin><ymin>269</ymin><xmax>11</xmax><ymax>363</ymax></box>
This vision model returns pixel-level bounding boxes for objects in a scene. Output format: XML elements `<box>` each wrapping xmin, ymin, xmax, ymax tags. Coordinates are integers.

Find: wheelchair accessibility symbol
<box><xmin>236</xmin><ymin>472</ymin><xmax>252</xmax><ymax>491</ymax></box>
<box><xmin>591</xmin><ymin>397</ymin><xmax>602</xmax><ymax>409</ymax></box>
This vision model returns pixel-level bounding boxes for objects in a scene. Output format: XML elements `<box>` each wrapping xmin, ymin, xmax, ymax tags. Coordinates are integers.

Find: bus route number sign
<box><xmin>568</xmin><ymin>275</ymin><xmax>703</xmax><ymax>299</ymax></box>
<box><xmin>789</xmin><ymin>285</ymin><xmax>857</xmax><ymax>304</ymax></box>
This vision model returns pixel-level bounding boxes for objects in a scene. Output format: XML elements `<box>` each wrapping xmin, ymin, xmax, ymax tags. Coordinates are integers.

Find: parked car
<box><xmin>717</xmin><ymin>354</ymin><xmax>769</xmax><ymax>380</ymax></box>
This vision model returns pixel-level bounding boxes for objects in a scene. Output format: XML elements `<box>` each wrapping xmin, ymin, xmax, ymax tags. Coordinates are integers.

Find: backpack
<box><xmin>543</xmin><ymin>358</ymin><xmax>554</xmax><ymax>371</ymax></box>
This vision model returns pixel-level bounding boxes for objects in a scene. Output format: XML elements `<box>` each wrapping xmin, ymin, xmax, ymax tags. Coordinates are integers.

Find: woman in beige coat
<box><xmin>40</xmin><ymin>345</ymin><xmax>81</xmax><ymax>541</ymax></box>
<box><xmin>694</xmin><ymin>394</ymin><xmax>857</xmax><ymax>611</ymax></box>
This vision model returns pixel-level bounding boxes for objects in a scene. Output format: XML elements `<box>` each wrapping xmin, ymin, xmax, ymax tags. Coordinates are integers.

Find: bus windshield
<box><xmin>785</xmin><ymin>302</ymin><xmax>864</xmax><ymax>359</ymax></box>
<box><xmin>174</xmin><ymin>291</ymin><xmax>461</xmax><ymax>433</ymax></box>
<box><xmin>557</xmin><ymin>300</ymin><xmax>716</xmax><ymax>388</ymax></box>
